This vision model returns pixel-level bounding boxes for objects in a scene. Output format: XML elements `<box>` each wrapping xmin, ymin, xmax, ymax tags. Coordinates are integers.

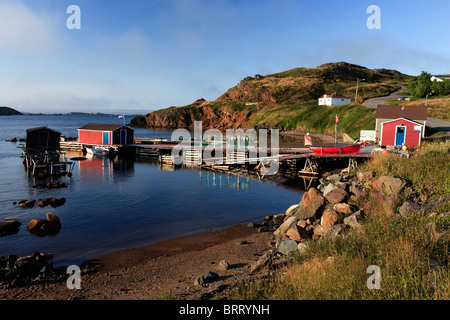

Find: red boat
<box><xmin>309</xmin><ymin>144</ymin><xmax>362</xmax><ymax>155</ymax></box>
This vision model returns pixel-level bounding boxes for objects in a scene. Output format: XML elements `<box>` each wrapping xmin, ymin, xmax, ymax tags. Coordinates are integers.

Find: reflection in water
<box><xmin>77</xmin><ymin>154</ymin><xmax>134</xmax><ymax>188</ymax></box>
<box><xmin>199</xmin><ymin>171</ymin><xmax>250</xmax><ymax>190</ymax></box>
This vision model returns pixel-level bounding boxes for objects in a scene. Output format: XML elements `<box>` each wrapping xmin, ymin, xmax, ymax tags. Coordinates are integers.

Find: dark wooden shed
<box><xmin>25</xmin><ymin>126</ymin><xmax>61</xmax><ymax>151</ymax></box>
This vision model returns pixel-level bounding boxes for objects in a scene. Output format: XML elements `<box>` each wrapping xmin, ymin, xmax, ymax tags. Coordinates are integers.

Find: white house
<box><xmin>318</xmin><ymin>92</ymin><xmax>351</xmax><ymax>106</ymax></box>
<box><xmin>431</xmin><ymin>75</ymin><xmax>450</xmax><ymax>82</ymax></box>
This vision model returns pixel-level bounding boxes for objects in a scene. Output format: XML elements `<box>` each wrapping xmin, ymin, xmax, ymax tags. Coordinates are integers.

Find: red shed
<box><xmin>78</xmin><ymin>123</ymin><xmax>134</xmax><ymax>146</ymax></box>
<box><xmin>379</xmin><ymin>118</ymin><xmax>423</xmax><ymax>148</ymax></box>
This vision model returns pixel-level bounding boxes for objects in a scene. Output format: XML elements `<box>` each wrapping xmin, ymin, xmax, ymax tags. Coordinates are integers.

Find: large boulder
<box><xmin>326</xmin><ymin>174</ymin><xmax>342</xmax><ymax>183</ymax></box>
<box><xmin>250</xmin><ymin>253</ymin><xmax>272</xmax><ymax>274</ymax></box>
<box><xmin>378</xmin><ymin>176</ymin><xmax>408</xmax><ymax>196</ymax></box>
<box><xmin>278</xmin><ymin>240</ymin><xmax>298</xmax><ymax>256</ymax></box>
<box><xmin>273</xmin><ymin>216</ymin><xmax>297</xmax><ymax>236</ymax></box>
<box><xmin>343</xmin><ymin>210</ymin><xmax>365</xmax><ymax>229</ymax></box>
<box><xmin>324</xmin><ymin>188</ymin><xmax>348</xmax><ymax>204</ymax></box>
<box><xmin>323</xmin><ymin>183</ymin><xmax>336</xmax><ymax>196</ymax></box>
<box><xmin>366</xmin><ymin>176</ymin><xmax>408</xmax><ymax>197</ymax></box>
<box><xmin>321</xmin><ymin>209</ymin><xmax>339</xmax><ymax>231</ymax></box>
<box><xmin>27</xmin><ymin>213</ymin><xmax>61</xmax><ymax>237</ymax></box>
<box><xmin>333</xmin><ymin>203</ymin><xmax>352</xmax><ymax>215</ymax></box>
<box><xmin>285</xmin><ymin>204</ymin><xmax>299</xmax><ymax>216</ymax></box>
<box><xmin>286</xmin><ymin>224</ymin><xmax>310</xmax><ymax>242</ymax></box>
<box><xmin>356</xmin><ymin>170</ymin><xmax>373</xmax><ymax>182</ymax></box>
<box><xmin>320</xmin><ymin>224</ymin><xmax>347</xmax><ymax>241</ymax></box>
<box><xmin>293</xmin><ymin>188</ymin><xmax>325</xmax><ymax>220</ymax></box>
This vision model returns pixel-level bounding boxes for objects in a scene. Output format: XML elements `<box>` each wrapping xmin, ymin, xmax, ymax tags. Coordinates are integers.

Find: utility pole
<box><xmin>355</xmin><ymin>78</ymin><xmax>365</xmax><ymax>103</ymax></box>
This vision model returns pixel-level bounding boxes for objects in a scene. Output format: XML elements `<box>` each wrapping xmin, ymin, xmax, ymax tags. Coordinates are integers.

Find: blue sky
<box><xmin>0</xmin><ymin>0</ymin><xmax>449</xmax><ymax>114</ymax></box>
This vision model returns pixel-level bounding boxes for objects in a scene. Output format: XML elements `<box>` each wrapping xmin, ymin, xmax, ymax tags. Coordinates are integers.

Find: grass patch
<box><xmin>360</xmin><ymin>140</ymin><xmax>450</xmax><ymax>197</ymax></box>
<box><xmin>251</xmin><ymin>101</ymin><xmax>375</xmax><ymax>139</ymax></box>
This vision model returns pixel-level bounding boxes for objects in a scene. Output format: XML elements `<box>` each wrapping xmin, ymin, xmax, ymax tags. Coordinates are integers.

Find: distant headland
<box><xmin>0</xmin><ymin>106</ymin><xmax>22</xmax><ymax>116</ymax></box>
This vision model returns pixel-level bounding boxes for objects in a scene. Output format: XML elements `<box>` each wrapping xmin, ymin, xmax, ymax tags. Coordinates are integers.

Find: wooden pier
<box><xmin>129</xmin><ymin>141</ymin><xmax>373</xmax><ymax>175</ymax></box>
<box><xmin>59</xmin><ymin>137</ymin><xmax>374</xmax><ymax>176</ymax></box>
<box><xmin>22</xmin><ymin>151</ymin><xmax>75</xmax><ymax>177</ymax></box>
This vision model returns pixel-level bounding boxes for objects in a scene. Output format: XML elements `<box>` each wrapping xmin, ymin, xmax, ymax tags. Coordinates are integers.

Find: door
<box><xmin>103</xmin><ymin>131</ymin><xmax>110</xmax><ymax>145</ymax></box>
<box><xmin>120</xmin><ymin>129</ymin><xmax>127</xmax><ymax>145</ymax></box>
<box><xmin>395</xmin><ymin>126</ymin><xmax>405</xmax><ymax>146</ymax></box>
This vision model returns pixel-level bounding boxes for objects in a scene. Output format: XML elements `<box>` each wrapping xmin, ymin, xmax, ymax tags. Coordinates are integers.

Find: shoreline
<box><xmin>0</xmin><ymin>223</ymin><xmax>277</xmax><ymax>300</ymax></box>
<box><xmin>0</xmin><ymin>133</ymin><xmax>340</xmax><ymax>300</ymax></box>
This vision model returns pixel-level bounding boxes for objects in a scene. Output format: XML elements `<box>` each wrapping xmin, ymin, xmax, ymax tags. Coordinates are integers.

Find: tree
<box><xmin>432</xmin><ymin>78</ymin><xmax>450</xmax><ymax>96</ymax></box>
<box><xmin>408</xmin><ymin>71</ymin><xmax>433</xmax><ymax>99</ymax></box>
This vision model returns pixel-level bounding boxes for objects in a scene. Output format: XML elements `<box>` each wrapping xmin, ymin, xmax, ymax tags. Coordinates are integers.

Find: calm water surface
<box><xmin>0</xmin><ymin>115</ymin><xmax>304</xmax><ymax>266</ymax></box>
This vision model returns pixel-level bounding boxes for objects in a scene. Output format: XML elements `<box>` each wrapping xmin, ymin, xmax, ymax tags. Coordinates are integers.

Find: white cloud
<box><xmin>0</xmin><ymin>0</ymin><xmax>62</xmax><ymax>56</ymax></box>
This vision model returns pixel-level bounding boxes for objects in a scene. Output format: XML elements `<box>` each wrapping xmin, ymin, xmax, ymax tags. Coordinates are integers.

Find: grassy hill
<box><xmin>218</xmin><ymin>62</ymin><xmax>411</xmax><ymax>104</ymax></box>
<box><xmin>130</xmin><ymin>62</ymin><xmax>412</xmax><ymax>139</ymax></box>
<box><xmin>250</xmin><ymin>101</ymin><xmax>376</xmax><ymax>138</ymax></box>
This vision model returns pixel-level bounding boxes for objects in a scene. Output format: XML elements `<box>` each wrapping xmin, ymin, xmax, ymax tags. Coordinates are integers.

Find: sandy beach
<box><xmin>0</xmin><ymin>224</ymin><xmax>276</xmax><ymax>300</ymax></box>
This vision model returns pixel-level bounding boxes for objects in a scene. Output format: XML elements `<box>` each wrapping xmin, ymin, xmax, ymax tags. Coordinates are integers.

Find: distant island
<box><xmin>0</xmin><ymin>106</ymin><xmax>22</xmax><ymax>116</ymax></box>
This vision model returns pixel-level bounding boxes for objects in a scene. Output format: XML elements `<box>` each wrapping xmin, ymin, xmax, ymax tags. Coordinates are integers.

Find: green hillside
<box><xmin>130</xmin><ymin>62</ymin><xmax>412</xmax><ymax>139</ymax></box>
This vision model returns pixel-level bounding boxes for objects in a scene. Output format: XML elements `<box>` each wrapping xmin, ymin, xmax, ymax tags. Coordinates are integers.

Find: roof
<box><xmin>432</xmin><ymin>74</ymin><xmax>450</xmax><ymax>78</ymax></box>
<box><xmin>375</xmin><ymin>105</ymin><xmax>427</xmax><ymax>121</ymax></box>
<box><xmin>26</xmin><ymin>126</ymin><xmax>61</xmax><ymax>134</ymax></box>
<box><xmin>321</xmin><ymin>92</ymin><xmax>350</xmax><ymax>99</ymax></box>
<box><xmin>381</xmin><ymin>118</ymin><xmax>424</xmax><ymax>126</ymax></box>
<box><xmin>78</xmin><ymin>123</ymin><xmax>125</xmax><ymax>131</ymax></box>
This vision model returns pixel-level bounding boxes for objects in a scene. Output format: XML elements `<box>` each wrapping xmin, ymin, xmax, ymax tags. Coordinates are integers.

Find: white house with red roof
<box><xmin>318</xmin><ymin>92</ymin><xmax>351</xmax><ymax>106</ymax></box>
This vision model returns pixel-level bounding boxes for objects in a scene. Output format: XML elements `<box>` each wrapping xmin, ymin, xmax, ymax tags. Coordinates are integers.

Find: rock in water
<box><xmin>27</xmin><ymin>213</ymin><xmax>61</xmax><ymax>236</ymax></box>
<box><xmin>0</xmin><ymin>220</ymin><xmax>21</xmax><ymax>236</ymax></box>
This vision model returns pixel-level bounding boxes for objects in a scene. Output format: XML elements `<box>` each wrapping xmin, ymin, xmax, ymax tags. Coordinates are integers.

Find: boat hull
<box><xmin>85</xmin><ymin>146</ymin><xmax>114</xmax><ymax>156</ymax></box>
<box><xmin>309</xmin><ymin>144</ymin><xmax>362</xmax><ymax>155</ymax></box>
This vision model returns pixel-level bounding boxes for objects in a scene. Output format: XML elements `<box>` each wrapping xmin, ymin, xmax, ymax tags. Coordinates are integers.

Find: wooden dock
<box><xmin>22</xmin><ymin>151</ymin><xmax>75</xmax><ymax>177</ymax></box>
<box><xmin>59</xmin><ymin>137</ymin><xmax>374</xmax><ymax>175</ymax></box>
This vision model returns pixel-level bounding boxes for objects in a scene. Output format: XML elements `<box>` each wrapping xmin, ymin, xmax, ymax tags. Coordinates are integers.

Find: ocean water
<box><xmin>0</xmin><ymin>114</ymin><xmax>304</xmax><ymax>266</ymax></box>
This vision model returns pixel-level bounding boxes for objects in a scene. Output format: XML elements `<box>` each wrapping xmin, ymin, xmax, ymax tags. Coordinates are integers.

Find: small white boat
<box><xmin>85</xmin><ymin>146</ymin><xmax>115</xmax><ymax>156</ymax></box>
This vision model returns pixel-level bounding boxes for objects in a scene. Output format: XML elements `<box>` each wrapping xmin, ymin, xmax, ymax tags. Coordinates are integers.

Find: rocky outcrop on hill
<box><xmin>130</xmin><ymin>99</ymin><xmax>253</xmax><ymax>130</ymax></box>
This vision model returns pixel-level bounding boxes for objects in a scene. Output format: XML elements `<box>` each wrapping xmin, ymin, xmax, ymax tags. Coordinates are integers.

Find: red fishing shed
<box><xmin>78</xmin><ymin>123</ymin><xmax>134</xmax><ymax>146</ymax></box>
<box><xmin>379</xmin><ymin>118</ymin><xmax>424</xmax><ymax>148</ymax></box>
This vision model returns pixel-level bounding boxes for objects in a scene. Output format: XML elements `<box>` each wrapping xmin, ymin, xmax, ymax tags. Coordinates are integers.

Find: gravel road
<box><xmin>363</xmin><ymin>88</ymin><xmax>450</xmax><ymax>132</ymax></box>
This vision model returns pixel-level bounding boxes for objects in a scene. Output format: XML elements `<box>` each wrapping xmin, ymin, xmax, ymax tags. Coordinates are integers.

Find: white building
<box><xmin>431</xmin><ymin>75</ymin><xmax>450</xmax><ymax>82</ymax></box>
<box><xmin>318</xmin><ymin>92</ymin><xmax>351</xmax><ymax>106</ymax></box>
